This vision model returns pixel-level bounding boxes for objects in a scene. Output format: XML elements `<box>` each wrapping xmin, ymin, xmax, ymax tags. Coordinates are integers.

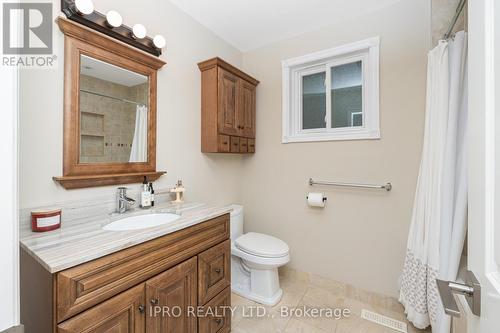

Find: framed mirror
<box><xmin>54</xmin><ymin>18</ymin><xmax>166</xmax><ymax>189</ymax></box>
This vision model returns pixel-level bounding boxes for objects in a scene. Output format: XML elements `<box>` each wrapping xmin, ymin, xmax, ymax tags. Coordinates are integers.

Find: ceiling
<box><xmin>168</xmin><ymin>0</ymin><xmax>402</xmax><ymax>52</ymax></box>
<box><xmin>80</xmin><ymin>56</ymin><xmax>148</xmax><ymax>87</ymax></box>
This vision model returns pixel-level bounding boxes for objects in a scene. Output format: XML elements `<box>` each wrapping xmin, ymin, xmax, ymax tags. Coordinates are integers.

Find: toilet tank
<box><xmin>229</xmin><ymin>204</ymin><xmax>244</xmax><ymax>240</ymax></box>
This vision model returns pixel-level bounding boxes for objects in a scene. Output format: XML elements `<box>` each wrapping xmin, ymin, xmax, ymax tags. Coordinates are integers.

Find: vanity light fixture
<box><xmin>153</xmin><ymin>35</ymin><xmax>166</xmax><ymax>49</ymax></box>
<box><xmin>132</xmin><ymin>24</ymin><xmax>147</xmax><ymax>39</ymax></box>
<box><xmin>106</xmin><ymin>10</ymin><xmax>123</xmax><ymax>28</ymax></box>
<box><xmin>74</xmin><ymin>0</ymin><xmax>94</xmax><ymax>15</ymax></box>
<box><xmin>62</xmin><ymin>0</ymin><xmax>162</xmax><ymax>56</ymax></box>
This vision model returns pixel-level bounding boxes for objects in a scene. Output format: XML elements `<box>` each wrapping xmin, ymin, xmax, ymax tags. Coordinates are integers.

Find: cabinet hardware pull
<box><xmin>215</xmin><ymin>268</ymin><xmax>222</xmax><ymax>273</ymax></box>
<box><xmin>138</xmin><ymin>305</ymin><xmax>145</xmax><ymax>313</ymax></box>
<box><xmin>150</xmin><ymin>298</ymin><xmax>159</xmax><ymax>305</ymax></box>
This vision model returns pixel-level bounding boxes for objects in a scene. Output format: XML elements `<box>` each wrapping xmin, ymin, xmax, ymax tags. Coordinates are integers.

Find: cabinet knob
<box><xmin>215</xmin><ymin>268</ymin><xmax>222</xmax><ymax>274</ymax></box>
<box><xmin>150</xmin><ymin>298</ymin><xmax>159</xmax><ymax>305</ymax></box>
<box><xmin>138</xmin><ymin>305</ymin><xmax>145</xmax><ymax>314</ymax></box>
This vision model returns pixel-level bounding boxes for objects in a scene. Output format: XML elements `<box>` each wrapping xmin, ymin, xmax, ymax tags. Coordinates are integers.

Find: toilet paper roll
<box><xmin>307</xmin><ymin>192</ymin><xmax>327</xmax><ymax>207</ymax></box>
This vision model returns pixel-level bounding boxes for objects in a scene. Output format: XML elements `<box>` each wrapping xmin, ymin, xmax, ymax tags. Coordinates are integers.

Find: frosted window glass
<box><xmin>302</xmin><ymin>71</ymin><xmax>326</xmax><ymax>129</ymax></box>
<box><xmin>331</xmin><ymin>61</ymin><xmax>363</xmax><ymax>128</ymax></box>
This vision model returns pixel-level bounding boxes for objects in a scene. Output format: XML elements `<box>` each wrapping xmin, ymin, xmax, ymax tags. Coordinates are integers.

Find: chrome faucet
<box><xmin>116</xmin><ymin>187</ymin><xmax>136</xmax><ymax>214</ymax></box>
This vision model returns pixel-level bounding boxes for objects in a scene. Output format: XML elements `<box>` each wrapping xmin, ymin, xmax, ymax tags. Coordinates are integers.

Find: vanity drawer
<box><xmin>198</xmin><ymin>240</ymin><xmax>231</xmax><ymax>305</ymax></box>
<box><xmin>239</xmin><ymin>138</ymin><xmax>248</xmax><ymax>153</ymax></box>
<box><xmin>230</xmin><ymin>136</ymin><xmax>240</xmax><ymax>153</ymax></box>
<box><xmin>248</xmin><ymin>139</ymin><xmax>255</xmax><ymax>153</ymax></box>
<box><xmin>56</xmin><ymin>214</ymin><xmax>230</xmax><ymax>323</ymax></box>
<box><xmin>198</xmin><ymin>287</ymin><xmax>231</xmax><ymax>333</ymax></box>
<box><xmin>218</xmin><ymin>135</ymin><xmax>230</xmax><ymax>153</ymax></box>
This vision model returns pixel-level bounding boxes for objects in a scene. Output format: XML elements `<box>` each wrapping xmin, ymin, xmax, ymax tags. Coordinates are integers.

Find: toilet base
<box><xmin>231</xmin><ymin>256</ymin><xmax>285</xmax><ymax>306</ymax></box>
<box><xmin>232</xmin><ymin>285</ymin><xmax>283</xmax><ymax>306</ymax></box>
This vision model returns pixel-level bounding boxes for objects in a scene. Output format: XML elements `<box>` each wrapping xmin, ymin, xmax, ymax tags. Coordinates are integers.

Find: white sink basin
<box><xmin>103</xmin><ymin>213</ymin><xmax>181</xmax><ymax>231</ymax></box>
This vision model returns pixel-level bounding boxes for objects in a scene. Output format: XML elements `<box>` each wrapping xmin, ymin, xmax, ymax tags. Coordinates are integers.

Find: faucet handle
<box><xmin>117</xmin><ymin>187</ymin><xmax>128</xmax><ymax>196</ymax></box>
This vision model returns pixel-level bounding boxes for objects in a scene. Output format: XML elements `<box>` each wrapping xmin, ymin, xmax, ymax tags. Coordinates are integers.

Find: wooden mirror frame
<box><xmin>53</xmin><ymin>17</ymin><xmax>166</xmax><ymax>189</ymax></box>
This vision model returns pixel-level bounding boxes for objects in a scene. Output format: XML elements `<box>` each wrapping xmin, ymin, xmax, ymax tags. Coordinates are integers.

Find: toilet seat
<box><xmin>235</xmin><ymin>232</ymin><xmax>289</xmax><ymax>258</ymax></box>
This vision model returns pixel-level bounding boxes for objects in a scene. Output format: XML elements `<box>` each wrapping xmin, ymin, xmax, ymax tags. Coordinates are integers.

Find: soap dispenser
<box><xmin>149</xmin><ymin>182</ymin><xmax>155</xmax><ymax>207</ymax></box>
<box><xmin>141</xmin><ymin>176</ymin><xmax>151</xmax><ymax>208</ymax></box>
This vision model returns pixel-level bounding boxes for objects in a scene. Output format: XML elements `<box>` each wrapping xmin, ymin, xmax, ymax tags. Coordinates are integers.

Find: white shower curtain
<box><xmin>399</xmin><ymin>31</ymin><xmax>468</xmax><ymax>333</ymax></box>
<box><xmin>129</xmin><ymin>105</ymin><xmax>148</xmax><ymax>162</ymax></box>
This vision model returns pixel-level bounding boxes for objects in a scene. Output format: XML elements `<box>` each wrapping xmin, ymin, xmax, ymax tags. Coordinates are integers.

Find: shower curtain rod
<box><xmin>80</xmin><ymin>89</ymin><xmax>146</xmax><ymax>107</ymax></box>
<box><xmin>443</xmin><ymin>0</ymin><xmax>466</xmax><ymax>39</ymax></box>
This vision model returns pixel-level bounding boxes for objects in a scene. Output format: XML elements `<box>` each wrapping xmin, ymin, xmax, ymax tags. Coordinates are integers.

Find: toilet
<box><xmin>229</xmin><ymin>205</ymin><xmax>290</xmax><ymax>306</ymax></box>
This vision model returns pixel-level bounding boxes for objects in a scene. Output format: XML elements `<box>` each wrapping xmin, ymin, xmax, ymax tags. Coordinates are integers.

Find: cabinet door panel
<box><xmin>198</xmin><ymin>287</ymin><xmax>231</xmax><ymax>333</ymax></box>
<box><xmin>238</xmin><ymin>79</ymin><xmax>256</xmax><ymax>138</ymax></box>
<box><xmin>230</xmin><ymin>136</ymin><xmax>240</xmax><ymax>153</ymax></box>
<box><xmin>239</xmin><ymin>138</ymin><xmax>248</xmax><ymax>153</ymax></box>
<box><xmin>145</xmin><ymin>257</ymin><xmax>198</xmax><ymax>333</ymax></box>
<box><xmin>57</xmin><ymin>284</ymin><xmax>145</xmax><ymax>333</ymax></box>
<box><xmin>198</xmin><ymin>240</ymin><xmax>231</xmax><ymax>305</ymax></box>
<box><xmin>217</xmin><ymin>135</ymin><xmax>230</xmax><ymax>153</ymax></box>
<box><xmin>248</xmin><ymin>139</ymin><xmax>255</xmax><ymax>153</ymax></box>
<box><xmin>218</xmin><ymin>69</ymin><xmax>239</xmax><ymax>136</ymax></box>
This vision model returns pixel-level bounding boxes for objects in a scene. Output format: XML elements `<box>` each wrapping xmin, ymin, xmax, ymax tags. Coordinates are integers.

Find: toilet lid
<box><xmin>235</xmin><ymin>232</ymin><xmax>289</xmax><ymax>258</ymax></box>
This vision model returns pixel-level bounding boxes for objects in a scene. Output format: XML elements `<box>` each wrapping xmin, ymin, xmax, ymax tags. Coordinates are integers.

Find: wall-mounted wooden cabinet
<box><xmin>198</xmin><ymin>58</ymin><xmax>259</xmax><ymax>154</ymax></box>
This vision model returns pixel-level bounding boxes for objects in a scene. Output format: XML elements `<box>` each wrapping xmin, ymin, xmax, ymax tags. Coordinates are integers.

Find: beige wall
<box><xmin>19</xmin><ymin>0</ymin><xmax>244</xmax><ymax>208</ymax></box>
<box><xmin>20</xmin><ymin>0</ymin><xmax>431</xmax><ymax>299</ymax></box>
<box><xmin>240</xmin><ymin>0</ymin><xmax>431</xmax><ymax>297</ymax></box>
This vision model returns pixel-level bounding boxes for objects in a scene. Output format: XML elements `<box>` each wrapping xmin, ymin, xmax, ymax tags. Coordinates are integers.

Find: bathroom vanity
<box><xmin>20</xmin><ymin>204</ymin><xmax>232</xmax><ymax>333</ymax></box>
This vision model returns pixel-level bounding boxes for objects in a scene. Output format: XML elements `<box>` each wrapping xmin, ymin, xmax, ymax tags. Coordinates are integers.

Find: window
<box><xmin>282</xmin><ymin>37</ymin><xmax>380</xmax><ymax>143</ymax></box>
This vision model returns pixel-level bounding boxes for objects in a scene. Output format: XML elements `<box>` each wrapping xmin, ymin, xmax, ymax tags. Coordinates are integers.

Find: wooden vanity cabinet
<box><xmin>199</xmin><ymin>57</ymin><xmax>259</xmax><ymax>154</ymax></box>
<box><xmin>20</xmin><ymin>214</ymin><xmax>231</xmax><ymax>333</ymax></box>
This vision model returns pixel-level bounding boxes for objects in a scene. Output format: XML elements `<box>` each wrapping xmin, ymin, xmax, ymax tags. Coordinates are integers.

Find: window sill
<box><xmin>282</xmin><ymin>130</ymin><xmax>380</xmax><ymax>143</ymax></box>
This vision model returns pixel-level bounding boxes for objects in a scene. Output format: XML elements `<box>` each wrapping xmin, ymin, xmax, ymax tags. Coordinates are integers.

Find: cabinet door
<box><xmin>237</xmin><ymin>79</ymin><xmax>256</xmax><ymax>138</ymax></box>
<box><xmin>218</xmin><ymin>68</ymin><xmax>239</xmax><ymax>136</ymax></box>
<box><xmin>198</xmin><ymin>240</ymin><xmax>231</xmax><ymax>305</ymax></box>
<box><xmin>57</xmin><ymin>284</ymin><xmax>145</xmax><ymax>333</ymax></box>
<box><xmin>198</xmin><ymin>287</ymin><xmax>231</xmax><ymax>333</ymax></box>
<box><xmin>145</xmin><ymin>257</ymin><xmax>198</xmax><ymax>333</ymax></box>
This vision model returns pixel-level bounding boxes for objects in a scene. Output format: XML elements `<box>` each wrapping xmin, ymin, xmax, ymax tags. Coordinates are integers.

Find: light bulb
<box><xmin>153</xmin><ymin>35</ymin><xmax>166</xmax><ymax>49</ymax></box>
<box><xmin>132</xmin><ymin>24</ymin><xmax>147</xmax><ymax>39</ymax></box>
<box><xmin>74</xmin><ymin>0</ymin><xmax>94</xmax><ymax>15</ymax></box>
<box><xmin>106</xmin><ymin>10</ymin><xmax>122</xmax><ymax>28</ymax></box>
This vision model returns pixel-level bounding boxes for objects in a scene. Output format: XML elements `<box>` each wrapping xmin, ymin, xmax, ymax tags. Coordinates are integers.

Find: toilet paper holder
<box><xmin>306</xmin><ymin>194</ymin><xmax>327</xmax><ymax>202</ymax></box>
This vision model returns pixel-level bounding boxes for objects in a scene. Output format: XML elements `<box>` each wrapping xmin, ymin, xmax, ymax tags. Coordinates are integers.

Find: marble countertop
<box><xmin>20</xmin><ymin>202</ymin><xmax>232</xmax><ymax>273</ymax></box>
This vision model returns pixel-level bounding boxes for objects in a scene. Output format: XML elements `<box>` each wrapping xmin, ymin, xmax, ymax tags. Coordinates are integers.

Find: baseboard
<box><xmin>0</xmin><ymin>325</ymin><xmax>24</xmax><ymax>333</ymax></box>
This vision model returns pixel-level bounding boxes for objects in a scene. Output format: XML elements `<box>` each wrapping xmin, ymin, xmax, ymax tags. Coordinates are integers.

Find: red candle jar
<box><xmin>31</xmin><ymin>208</ymin><xmax>62</xmax><ymax>232</ymax></box>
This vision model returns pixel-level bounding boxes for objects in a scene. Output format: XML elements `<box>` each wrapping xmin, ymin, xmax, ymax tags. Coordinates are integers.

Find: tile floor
<box><xmin>231</xmin><ymin>267</ymin><xmax>432</xmax><ymax>333</ymax></box>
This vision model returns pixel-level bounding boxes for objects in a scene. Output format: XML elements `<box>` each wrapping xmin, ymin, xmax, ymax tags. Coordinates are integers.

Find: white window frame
<box><xmin>282</xmin><ymin>36</ymin><xmax>380</xmax><ymax>143</ymax></box>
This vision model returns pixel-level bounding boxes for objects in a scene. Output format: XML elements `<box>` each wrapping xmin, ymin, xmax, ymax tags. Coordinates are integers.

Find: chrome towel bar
<box><xmin>309</xmin><ymin>178</ymin><xmax>392</xmax><ymax>191</ymax></box>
